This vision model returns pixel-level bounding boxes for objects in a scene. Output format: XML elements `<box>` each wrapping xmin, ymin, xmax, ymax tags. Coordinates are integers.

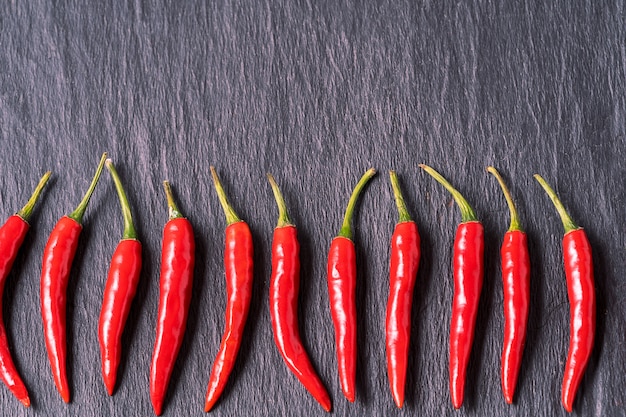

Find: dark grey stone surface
<box><xmin>0</xmin><ymin>1</ymin><xmax>624</xmax><ymax>416</ymax></box>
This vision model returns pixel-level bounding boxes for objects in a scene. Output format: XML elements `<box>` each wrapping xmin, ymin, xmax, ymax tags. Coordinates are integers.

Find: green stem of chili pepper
<box><xmin>389</xmin><ymin>170</ymin><xmax>412</xmax><ymax>223</ymax></box>
<box><xmin>163</xmin><ymin>180</ymin><xmax>184</xmax><ymax>220</ymax></box>
<box><xmin>17</xmin><ymin>171</ymin><xmax>52</xmax><ymax>222</ymax></box>
<box><xmin>67</xmin><ymin>153</ymin><xmax>107</xmax><ymax>224</ymax></box>
<box><xmin>105</xmin><ymin>160</ymin><xmax>137</xmax><ymax>240</ymax></box>
<box><xmin>419</xmin><ymin>164</ymin><xmax>477</xmax><ymax>223</ymax></box>
<box><xmin>267</xmin><ymin>173</ymin><xmax>293</xmax><ymax>227</ymax></box>
<box><xmin>210</xmin><ymin>166</ymin><xmax>241</xmax><ymax>225</ymax></box>
<box><xmin>338</xmin><ymin>168</ymin><xmax>376</xmax><ymax>239</ymax></box>
<box><xmin>533</xmin><ymin>175</ymin><xmax>578</xmax><ymax>233</ymax></box>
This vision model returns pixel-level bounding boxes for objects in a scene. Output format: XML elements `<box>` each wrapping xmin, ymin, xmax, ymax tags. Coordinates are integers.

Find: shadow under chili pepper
<box><xmin>65</xmin><ymin>184</ymin><xmax>106</xmax><ymax>403</ymax></box>
<box><xmin>574</xmin><ymin>227</ymin><xmax>607</xmax><ymax>412</ymax></box>
<box><xmin>462</xmin><ymin>220</ymin><xmax>498</xmax><ymax>411</ymax></box>
<box><xmin>403</xmin><ymin>218</ymin><xmax>432</xmax><ymax>410</ymax></box>
<box><xmin>295</xmin><ymin>227</ymin><xmax>330</xmax><ymax>381</ymax></box>
<box><xmin>350</xmin><ymin>180</ymin><xmax>376</xmax><ymax>407</ymax></box>
<box><xmin>352</xmin><ymin>234</ymin><xmax>371</xmax><ymax>406</ymax></box>
<box><xmin>65</xmin><ymin>208</ymin><xmax>102</xmax><ymax>403</ymax></box>
<box><xmin>514</xmin><ymin>226</ymin><xmax>545</xmax><ymax>404</ymax></box>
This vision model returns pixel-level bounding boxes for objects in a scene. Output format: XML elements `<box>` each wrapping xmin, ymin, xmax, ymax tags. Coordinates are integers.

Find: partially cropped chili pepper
<box><xmin>534</xmin><ymin>174</ymin><xmax>595</xmax><ymax>413</ymax></box>
<box><xmin>385</xmin><ymin>171</ymin><xmax>420</xmax><ymax>409</ymax></box>
<box><xmin>326</xmin><ymin>168</ymin><xmax>375</xmax><ymax>402</ymax></box>
<box><xmin>487</xmin><ymin>166</ymin><xmax>529</xmax><ymax>404</ymax></box>
<box><xmin>204</xmin><ymin>166</ymin><xmax>254</xmax><ymax>412</ymax></box>
<box><xmin>419</xmin><ymin>164</ymin><xmax>483</xmax><ymax>410</ymax></box>
<box><xmin>267</xmin><ymin>173</ymin><xmax>331</xmax><ymax>412</ymax></box>
<box><xmin>41</xmin><ymin>152</ymin><xmax>107</xmax><ymax>403</ymax></box>
<box><xmin>0</xmin><ymin>171</ymin><xmax>51</xmax><ymax>407</ymax></box>
<box><xmin>150</xmin><ymin>181</ymin><xmax>195</xmax><ymax>416</ymax></box>
<box><xmin>98</xmin><ymin>159</ymin><xmax>142</xmax><ymax>396</ymax></box>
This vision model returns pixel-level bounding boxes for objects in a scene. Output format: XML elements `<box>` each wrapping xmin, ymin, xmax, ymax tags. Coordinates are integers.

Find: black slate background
<box><xmin>0</xmin><ymin>1</ymin><xmax>624</xmax><ymax>416</ymax></box>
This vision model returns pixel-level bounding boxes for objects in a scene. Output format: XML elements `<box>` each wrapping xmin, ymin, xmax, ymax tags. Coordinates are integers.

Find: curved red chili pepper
<box><xmin>327</xmin><ymin>168</ymin><xmax>375</xmax><ymax>403</ymax></box>
<box><xmin>385</xmin><ymin>171</ymin><xmax>420</xmax><ymax>408</ymax></box>
<box><xmin>487</xmin><ymin>166</ymin><xmax>529</xmax><ymax>404</ymax></box>
<box><xmin>420</xmin><ymin>164</ymin><xmax>483</xmax><ymax>410</ymax></box>
<box><xmin>98</xmin><ymin>159</ymin><xmax>142</xmax><ymax>396</ymax></box>
<box><xmin>204</xmin><ymin>167</ymin><xmax>254</xmax><ymax>412</ymax></box>
<box><xmin>150</xmin><ymin>180</ymin><xmax>195</xmax><ymax>416</ymax></box>
<box><xmin>0</xmin><ymin>171</ymin><xmax>51</xmax><ymax>407</ymax></box>
<box><xmin>41</xmin><ymin>153</ymin><xmax>107</xmax><ymax>403</ymax></box>
<box><xmin>267</xmin><ymin>174</ymin><xmax>331</xmax><ymax>412</ymax></box>
<box><xmin>535</xmin><ymin>174</ymin><xmax>595</xmax><ymax>413</ymax></box>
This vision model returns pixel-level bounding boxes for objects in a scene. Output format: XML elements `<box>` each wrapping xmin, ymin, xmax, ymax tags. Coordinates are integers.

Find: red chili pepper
<box><xmin>385</xmin><ymin>171</ymin><xmax>420</xmax><ymax>409</ymax></box>
<box><xmin>420</xmin><ymin>164</ymin><xmax>483</xmax><ymax>410</ymax></box>
<box><xmin>149</xmin><ymin>181</ymin><xmax>195</xmax><ymax>415</ymax></box>
<box><xmin>98</xmin><ymin>159</ymin><xmax>142</xmax><ymax>396</ymax></box>
<box><xmin>534</xmin><ymin>174</ymin><xmax>595</xmax><ymax>413</ymax></box>
<box><xmin>204</xmin><ymin>167</ymin><xmax>254</xmax><ymax>412</ymax></box>
<box><xmin>487</xmin><ymin>167</ymin><xmax>530</xmax><ymax>404</ymax></box>
<box><xmin>0</xmin><ymin>171</ymin><xmax>51</xmax><ymax>407</ymax></box>
<box><xmin>40</xmin><ymin>153</ymin><xmax>107</xmax><ymax>403</ymax></box>
<box><xmin>327</xmin><ymin>168</ymin><xmax>375</xmax><ymax>403</ymax></box>
<box><xmin>267</xmin><ymin>173</ymin><xmax>331</xmax><ymax>412</ymax></box>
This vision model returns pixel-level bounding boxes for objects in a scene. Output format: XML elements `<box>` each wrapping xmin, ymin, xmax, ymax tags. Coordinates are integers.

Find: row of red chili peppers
<box><xmin>0</xmin><ymin>153</ymin><xmax>594</xmax><ymax>414</ymax></box>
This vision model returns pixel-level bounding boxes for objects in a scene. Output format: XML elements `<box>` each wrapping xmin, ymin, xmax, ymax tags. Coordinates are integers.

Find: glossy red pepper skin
<box><xmin>204</xmin><ymin>221</ymin><xmax>253</xmax><ymax>411</ymax></box>
<box><xmin>534</xmin><ymin>174</ymin><xmax>596</xmax><ymax>412</ymax></box>
<box><xmin>0</xmin><ymin>215</ymin><xmax>31</xmax><ymax>407</ymax></box>
<box><xmin>420</xmin><ymin>163</ymin><xmax>483</xmax><ymax>410</ymax></box>
<box><xmin>150</xmin><ymin>216</ymin><xmax>195</xmax><ymax>416</ymax></box>
<box><xmin>500</xmin><ymin>230</ymin><xmax>530</xmax><ymax>404</ymax></box>
<box><xmin>561</xmin><ymin>229</ymin><xmax>595</xmax><ymax>412</ymax></box>
<box><xmin>327</xmin><ymin>237</ymin><xmax>356</xmax><ymax>402</ymax></box>
<box><xmin>326</xmin><ymin>168</ymin><xmax>375</xmax><ymax>402</ymax></box>
<box><xmin>98</xmin><ymin>239</ymin><xmax>142</xmax><ymax>395</ymax></box>
<box><xmin>271</xmin><ymin>225</ymin><xmax>331</xmax><ymax>412</ymax></box>
<box><xmin>0</xmin><ymin>171</ymin><xmax>51</xmax><ymax>407</ymax></box>
<box><xmin>40</xmin><ymin>215</ymin><xmax>82</xmax><ymax>403</ymax></box>
<box><xmin>386</xmin><ymin>221</ymin><xmax>420</xmax><ymax>408</ymax></box>
<box><xmin>40</xmin><ymin>153</ymin><xmax>105</xmax><ymax>403</ymax></box>
<box><xmin>449</xmin><ymin>221</ymin><xmax>484</xmax><ymax>409</ymax></box>
<box><xmin>98</xmin><ymin>159</ymin><xmax>142</xmax><ymax>396</ymax></box>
